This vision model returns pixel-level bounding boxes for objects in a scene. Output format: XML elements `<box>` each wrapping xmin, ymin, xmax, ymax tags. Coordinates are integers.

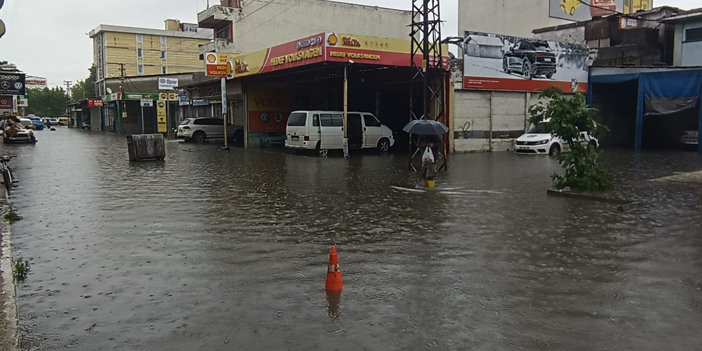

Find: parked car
<box><xmin>503</xmin><ymin>40</ymin><xmax>557</xmax><ymax>80</ymax></box>
<box><xmin>81</xmin><ymin>121</ymin><xmax>91</xmax><ymax>130</ymax></box>
<box><xmin>590</xmin><ymin>0</ymin><xmax>617</xmax><ymax>17</ymax></box>
<box><xmin>285</xmin><ymin>110</ymin><xmax>395</xmax><ymax>154</ymax></box>
<box><xmin>18</xmin><ymin>118</ymin><xmax>36</xmax><ymax>130</ymax></box>
<box><xmin>260</xmin><ymin>132</ymin><xmax>286</xmax><ymax>147</ymax></box>
<box><xmin>29</xmin><ymin>118</ymin><xmax>45</xmax><ymax>130</ymax></box>
<box><xmin>514</xmin><ymin>119</ymin><xmax>598</xmax><ymax>156</ymax></box>
<box><xmin>679</xmin><ymin>125</ymin><xmax>699</xmax><ymax>149</ymax></box>
<box><xmin>49</xmin><ymin>118</ymin><xmax>59</xmax><ymax>125</ymax></box>
<box><xmin>57</xmin><ymin>117</ymin><xmax>69</xmax><ymax>126</ymax></box>
<box><xmin>176</xmin><ymin>117</ymin><xmax>243</xmax><ymax>143</ymax></box>
<box><xmin>0</xmin><ymin>119</ymin><xmax>36</xmax><ymax>144</ymax></box>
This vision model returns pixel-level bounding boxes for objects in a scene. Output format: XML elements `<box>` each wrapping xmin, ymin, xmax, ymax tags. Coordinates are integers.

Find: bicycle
<box><xmin>1</xmin><ymin>155</ymin><xmax>16</xmax><ymax>194</ymax></box>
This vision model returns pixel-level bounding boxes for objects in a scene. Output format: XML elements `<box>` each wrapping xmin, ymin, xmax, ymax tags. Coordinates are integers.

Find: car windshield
<box><xmin>527</xmin><ymin>122</ymin><xmax>551</xmax><ymax>134</ymax></box>
<box><xmin>533</xmin><ymin>42</ymin><xmax>551</xmax><ymax>52</ymax></box>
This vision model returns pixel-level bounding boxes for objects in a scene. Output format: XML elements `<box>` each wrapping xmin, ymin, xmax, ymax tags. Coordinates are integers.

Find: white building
<box><xmin>197</xmin><ymin>0</ymin><xmax>412</xmax><ymax>56</ymax></box>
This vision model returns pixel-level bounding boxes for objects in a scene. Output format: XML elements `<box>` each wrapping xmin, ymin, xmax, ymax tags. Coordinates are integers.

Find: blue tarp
<box><xmin>590</xmin><ymin>69</ymin><xmax>702</xmax><ymax>151</ymax></box>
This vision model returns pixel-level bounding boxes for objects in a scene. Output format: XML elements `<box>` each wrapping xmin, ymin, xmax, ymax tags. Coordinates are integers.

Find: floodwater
<box><xmin>6</xmin><ymin>128</ymin><xmax>702</xmax><ymax>350</ymax></box>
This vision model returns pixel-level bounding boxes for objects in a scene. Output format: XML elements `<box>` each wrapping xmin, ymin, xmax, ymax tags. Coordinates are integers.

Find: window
<box><xmin>161</xmin><ymin>51</ymin><xmax>166</xmax><ymax>59</ymax></box>
<box><xmin>162</xmin><ymin>66</ymin><xmax>167</xmax><ymax>74</ymax></box>
<box><xmin>137</xmin><ymin>48</ymin><xmax>143</xmax><ymax>58</ymax></box>
<box><xmin>287</xmin><ymin>112</ymin><xmax>307</xmax><ymax>126</ymax></box>
<box><xmin>363</xmin><ymin>115</ymin><xmax>381</xmax><ymax>127</ymax></box>
<box><xmin>216</xmin><ymin>26</ymin><xmax>231</xmax><ymax>40</ymax></box>
<box><xmin>312</xmin><ymin>114</ymin><xmax>320</xmax><ymax>127</ymax></box>
<box><xmin>685</xmin><ymin>27</ymin><xmax>702</xmax><ymax>42</ymax></box>
<box><xmin>180</xmin><ymin>119</ymin><xmax>192</xmax><ymax>126</ymax></box>
<box><xmin>137</xmin><ymin>65</ymin><xmax>143</xmax><ymax>75</ymax></box>
<box><xmin>136</xmin><ymin>34</ymin><xmax>143</xmax><ymax>43</ymax></box>
<box><xmin>320</xmin><ymin>114</ymin><xmax>343</xmax><ymax>127</ymax></box>
<box><xmin>160</xmin><ymin>36</ymin><xmax>167</xmax><ymax>45</ymax></box>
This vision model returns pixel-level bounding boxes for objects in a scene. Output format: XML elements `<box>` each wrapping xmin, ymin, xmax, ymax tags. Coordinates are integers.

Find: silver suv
<box><xmin>176</xmin><ymin>117</ymin><xmax>244</xmax><ymax>144</ymax></box>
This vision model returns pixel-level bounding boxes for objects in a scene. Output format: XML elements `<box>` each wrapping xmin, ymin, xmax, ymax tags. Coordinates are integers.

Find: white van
<box><xmin>285</xmin><ymin>111</ymin><xmax>395</xmax><ymax>154</ymax></box>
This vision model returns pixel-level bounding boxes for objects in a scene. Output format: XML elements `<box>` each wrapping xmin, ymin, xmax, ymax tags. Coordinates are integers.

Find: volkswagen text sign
<box><xmin>0</xmin><ymin>73</ymin><xmax>25</xmax><ymax>95</ymax></box>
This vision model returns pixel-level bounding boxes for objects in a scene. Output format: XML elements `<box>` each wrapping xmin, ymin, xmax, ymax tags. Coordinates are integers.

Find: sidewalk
<box><xmin>0</xmin><ymin>197</ymin><xmax>19</xmax><ymax>351</ymax></box>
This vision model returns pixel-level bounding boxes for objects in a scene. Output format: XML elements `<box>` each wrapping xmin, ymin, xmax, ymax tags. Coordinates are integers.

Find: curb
<box><xmin>0</xmin><ymin>192</ymin><xmax>19</xmax><ymax>351</ymax></box>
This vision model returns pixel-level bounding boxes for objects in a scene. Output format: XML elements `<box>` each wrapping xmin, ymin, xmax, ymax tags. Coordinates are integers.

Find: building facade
<box><xmin>665</xmin><ymin>9</ymin><xmax>702</xmax><ymax>66</ymax></box>
<box><xmin>197</xmin><ymin>0</ymin><xmax>412</xmax><ymax>56</ymax></box>
<box><xmin>89</xmin><ymin>20</ymin><xmax>213</xmax><ymax>97</ymax></box>
<box><xmin>458</xmin><ymin>0</ymin><xmax>653</xmax><ymax>39</ymax></box>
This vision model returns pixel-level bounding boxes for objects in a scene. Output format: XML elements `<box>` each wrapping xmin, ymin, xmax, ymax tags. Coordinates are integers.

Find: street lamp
<box><xmin>343</xmin><ymin>60</ymin><xmax>354</xmax><ymax>158</ymax></box>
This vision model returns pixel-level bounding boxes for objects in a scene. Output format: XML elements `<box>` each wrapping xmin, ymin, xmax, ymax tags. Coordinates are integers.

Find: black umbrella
<box><xmin>402</xmin><ymin>119</ymin><xmax>449</xmax><ymax>135</ymax></box>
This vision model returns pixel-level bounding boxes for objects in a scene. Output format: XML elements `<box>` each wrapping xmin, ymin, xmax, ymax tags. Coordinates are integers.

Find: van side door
<box><xmin>319</xmin><ymin>113</ymin><xmax>344</xmax><ymax>150</ymax></box>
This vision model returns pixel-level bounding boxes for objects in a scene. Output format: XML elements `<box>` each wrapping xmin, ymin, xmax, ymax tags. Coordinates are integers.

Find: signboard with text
<box><xmin>0</xmin><ymin>73</ymin><xmax>26</xmax><ymax>95</ymax></box>
<box><xmin>229</xmin><ymin>32</ymin><xmax>449</xmax><ymax>79</ymax></box>
<box><xmin>0</xmin><ymin>95</ymin><xmax>13</xmax><ymax>110</ymax></box>
<box><xmin>204</xmin><ymin>53</ymin><xmax>234</xmax><ymax>78</ymax></box>
<box><xmin>158</xmin><ymin>77</ymin><xmax>179</xmax><ymax>90</ymax></box>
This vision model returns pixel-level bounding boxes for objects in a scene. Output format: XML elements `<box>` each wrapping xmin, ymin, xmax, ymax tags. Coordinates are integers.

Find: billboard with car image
<box><xmin>462</xmin><ymin>31</ymin><xmax>590</xmax><ymax>93</ymax></box>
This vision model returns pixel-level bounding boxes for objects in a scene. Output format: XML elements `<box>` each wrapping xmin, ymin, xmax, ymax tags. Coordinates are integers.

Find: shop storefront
<box><xmin>189</xmin><ymin>31</ymin><xmax>449</xmax><ymax>149</ymax></box>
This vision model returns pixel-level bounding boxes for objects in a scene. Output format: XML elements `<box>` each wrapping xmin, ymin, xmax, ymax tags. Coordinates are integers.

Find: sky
<box><xmin>0</xmin><ymin>0</ymin><xmax>698</xmax><ymax>88</ymax></box>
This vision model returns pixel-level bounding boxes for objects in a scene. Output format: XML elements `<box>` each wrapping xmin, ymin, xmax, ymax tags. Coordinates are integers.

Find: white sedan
<box><xmin>514</xmin><ymin>120</ymin><xmax>598</xmax><ymax>157</ymax></box>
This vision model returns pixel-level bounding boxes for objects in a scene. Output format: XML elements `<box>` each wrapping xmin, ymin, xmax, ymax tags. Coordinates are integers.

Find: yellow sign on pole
<box><xmin>157</xmin><ymin>101</ymin><xmax>167</xmax><ymax>133</ymax></box>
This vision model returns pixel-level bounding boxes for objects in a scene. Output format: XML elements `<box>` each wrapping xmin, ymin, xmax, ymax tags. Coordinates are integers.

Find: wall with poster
<box><xmin>463</xmin><ymin>31</ymin><xmax>589</xmax><ymax>93</ymax></box>
<box><xmin>550</xmin><ymin>0</ymin><xmax>624</xmax><ymax>21</ymax></box>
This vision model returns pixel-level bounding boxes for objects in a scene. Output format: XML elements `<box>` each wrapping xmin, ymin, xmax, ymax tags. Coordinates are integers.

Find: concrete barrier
<box><xmin>126</xmin><ymin>134</ymin><xmax>165</xmax><ymax>161</ymax></box>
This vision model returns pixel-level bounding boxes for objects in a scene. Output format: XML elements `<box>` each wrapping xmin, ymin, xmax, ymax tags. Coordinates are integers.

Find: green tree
<box><xmin>25</xmin><ymin>87</ymin><xmax>68</xmax><ymax>117</ymax></box>
<box><xmin>70</xmin><ymin>65</ymin><xmax>97</xmax><ymax>102</ymax></box>
<box><xmin>529</xmin><ymin>86</ymin><xmax>613</xmax><ymax>191</ymax></box>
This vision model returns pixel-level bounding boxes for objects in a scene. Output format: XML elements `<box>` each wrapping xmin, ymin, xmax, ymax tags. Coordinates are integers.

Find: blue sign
<box><xmin>192</xmin><ymin>99</ymin><xmax>209</xmax><ymax>107</ymax></box>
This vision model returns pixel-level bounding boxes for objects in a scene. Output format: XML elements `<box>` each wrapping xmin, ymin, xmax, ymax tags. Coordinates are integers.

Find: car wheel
<box><xmin>315</xmin><ymin>141</ymin><xmax>328</xmax><ymax>157</ymax></box>
<box><xmin>523</xmin><ymin>61</ymin><xmax>533</xmax><ymax>80</ymax></box>
<box><xmin>502</xmin><ymin>57</ymin><xmax>511</xmax><ymax>74</ymax></box>
<box><xmin>546</xmin><ymin>73</ymin><xmax>553</xmax><ymax>79</ymax></box>
<box><xmin>588</xmin><ymin>140</ymin><xmax>597</xmax><ymax>150</ymax></box>
<box><xmin>549</xmin><ymin>144</ymin><xmax>561</xmax><ymax>158</ymax></box>
<box><xmin>377</xmin><ymin>138</ymin><xmax>391</xmax><ymax>152</ymax></box>
<box><xmin>192</xmin><ymin>131</ymin><xmax>206</xmax><ymax>143</ymax></box>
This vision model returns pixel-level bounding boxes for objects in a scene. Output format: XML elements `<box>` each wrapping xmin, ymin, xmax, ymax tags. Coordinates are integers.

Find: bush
<box><xmin>13</xmin><ymin>258</ymin><xmax>30</xmax><ymax>281</ymax></box>
<box><xmin>529</xmin><ymin>86</ymin><xmax>613</xmax><ymax>191</ymax></box>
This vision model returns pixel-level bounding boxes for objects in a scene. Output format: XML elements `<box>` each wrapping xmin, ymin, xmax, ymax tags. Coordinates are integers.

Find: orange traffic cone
<box><xmin>325</xmin><ymin>247</ymin><xmax>343</xmax><ymax>291</ymax></box>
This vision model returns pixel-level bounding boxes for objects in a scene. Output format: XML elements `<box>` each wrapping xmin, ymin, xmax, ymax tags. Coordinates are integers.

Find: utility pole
<box><xmin>64</xmin><ymin>81</ymin><xmax>72</xmax><ymax>124</ymax></box>
<box><xmin>118</xmin><ymin>63</ymin><xmax>125</xmax><ymax>135</ymax></box>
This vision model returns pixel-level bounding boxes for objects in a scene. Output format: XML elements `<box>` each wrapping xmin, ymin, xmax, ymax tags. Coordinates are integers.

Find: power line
<box><xmin>235</xmin><ymin>0</ymin><xmax>301</xmax><ymax>40</ymax></box>
<box><xmin>576</xmin><ymin>0</ymin><xmax>668</xmax><ymax>23</ymax></box>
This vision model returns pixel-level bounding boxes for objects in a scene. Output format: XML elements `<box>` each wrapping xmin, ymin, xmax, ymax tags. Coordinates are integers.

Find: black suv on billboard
<box><xmin>503</xmin><ymin>40</ymin><xmax>557</xmax><ymax>80</ymax></box>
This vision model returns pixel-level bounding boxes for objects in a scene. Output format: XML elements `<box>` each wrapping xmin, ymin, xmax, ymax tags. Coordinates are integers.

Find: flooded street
<box><xmin>7</xmin><ymin>128</ymin><xmax>702</xmax><ymax>350</ymax></box>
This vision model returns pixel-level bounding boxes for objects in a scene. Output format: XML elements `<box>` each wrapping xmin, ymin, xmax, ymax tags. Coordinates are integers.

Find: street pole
<box><xmin>140</xmin><ymin>103</ymin><xmax>145</xmax><ymax>134</ymax></box>
<box><xmin>221</xmin><ymin>77</ymin><xmax>229</xmax><ymax>151</ymax></box>
<box><xmin>343</xmin><ymin>62</ymin><xmax>351</xmax><ymax>158</ymax></box>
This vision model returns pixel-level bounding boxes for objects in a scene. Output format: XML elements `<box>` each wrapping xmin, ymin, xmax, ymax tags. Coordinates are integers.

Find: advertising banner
<box><xmin>158</xmin><ymin>77</ymin><xmax>179</xmax><ymax>90</ymax></box>
<box><xmin>25</xmin><ymin>76</ymin><xmax>48</xmax><ymax>90</ymax></box>
<box><xmin>16</xmin><ymin>96</ymin><xmax>28</xmax><ymax>107</ymax></box>
<box><xmin>157</xmin><ymin>101</ymin><xmax>167</xmax><ymax>133</ymax></box>
<box><xmin>204</xmin><ymin>53</ymin><xmax>234</xmax><ymax>78</ymax></box>
<box><xmin>0</xmin><ymin>73</ymin><xmax>26</xmax><ymax>95</ymax></box>
<box><xmin>463</xmin><ymin>31</ymin><xmax>589</xmax><ymax>93</ymax></box>
<box><xmin>87</xmin><ymin>99</ymin><xmax>103</xmax><ymax>108</ymax></box>
<box><xmin>0</xmin><ymin>95</ymin><xmax>13</xmax><ymax>110</ymax></box>
<box><xmin>230</xmin><ymin>32</ymin><xmax>450</xmax><ymax>79</ymax></box>
<box><xmin>550</xmin><ymin>0</ymin><xmax>623</xmax><ymax>21</ymax></box>
<box><xmin>246</xmin><ymin>83</ymin><xmax>295</xmax><ymax>133</ymax></box>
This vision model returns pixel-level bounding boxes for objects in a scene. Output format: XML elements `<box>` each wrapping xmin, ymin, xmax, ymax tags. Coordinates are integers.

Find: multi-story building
<box><xmin>89</xmin><ymin>20</ymin><xmax>213</xmax><ymax>96</ymax></box>
<box><xmin>196</xmin><ymin>0</ymin><xmax>411</xmax><ymax>56</ymax></box>
<box><xmin>664</xmin><ymin>8</ymin><xmax>702</xmax><ymax>66</ymax></box>
<box><xmin>458</xmin><ymin>0</ymin><xmax>652</xmax><ymax>38</ymax></box>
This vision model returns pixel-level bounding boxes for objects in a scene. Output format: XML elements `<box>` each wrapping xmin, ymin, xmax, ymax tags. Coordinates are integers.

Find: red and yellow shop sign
<box><xmin>228</xmin><ymin>32</ymin><xmax>449</xmax><ymax>79</ymax></box>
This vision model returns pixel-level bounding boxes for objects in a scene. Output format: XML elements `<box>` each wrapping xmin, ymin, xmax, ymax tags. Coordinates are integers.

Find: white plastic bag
<box><xmin>422</xmin><ymin>147</ymin><xmax>435</xmax><ymax>164</ymax></box>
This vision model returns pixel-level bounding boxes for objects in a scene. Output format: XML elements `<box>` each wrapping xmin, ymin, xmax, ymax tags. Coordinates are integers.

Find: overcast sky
<box><xmin>0</xmin><ymin>0</ymin><xmax>698</xmax><ymax>88</ymax></box>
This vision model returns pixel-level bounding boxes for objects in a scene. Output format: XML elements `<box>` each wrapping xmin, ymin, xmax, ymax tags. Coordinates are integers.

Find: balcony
<box><xmin>198</xmin><ymin>38</ymin><xmax>237</xmax><ymax>56</ymax></box>
<box><xmin>198</xmin><ymin>5</ymin><xmax>237</xmax><ymax>28</ymax></box>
